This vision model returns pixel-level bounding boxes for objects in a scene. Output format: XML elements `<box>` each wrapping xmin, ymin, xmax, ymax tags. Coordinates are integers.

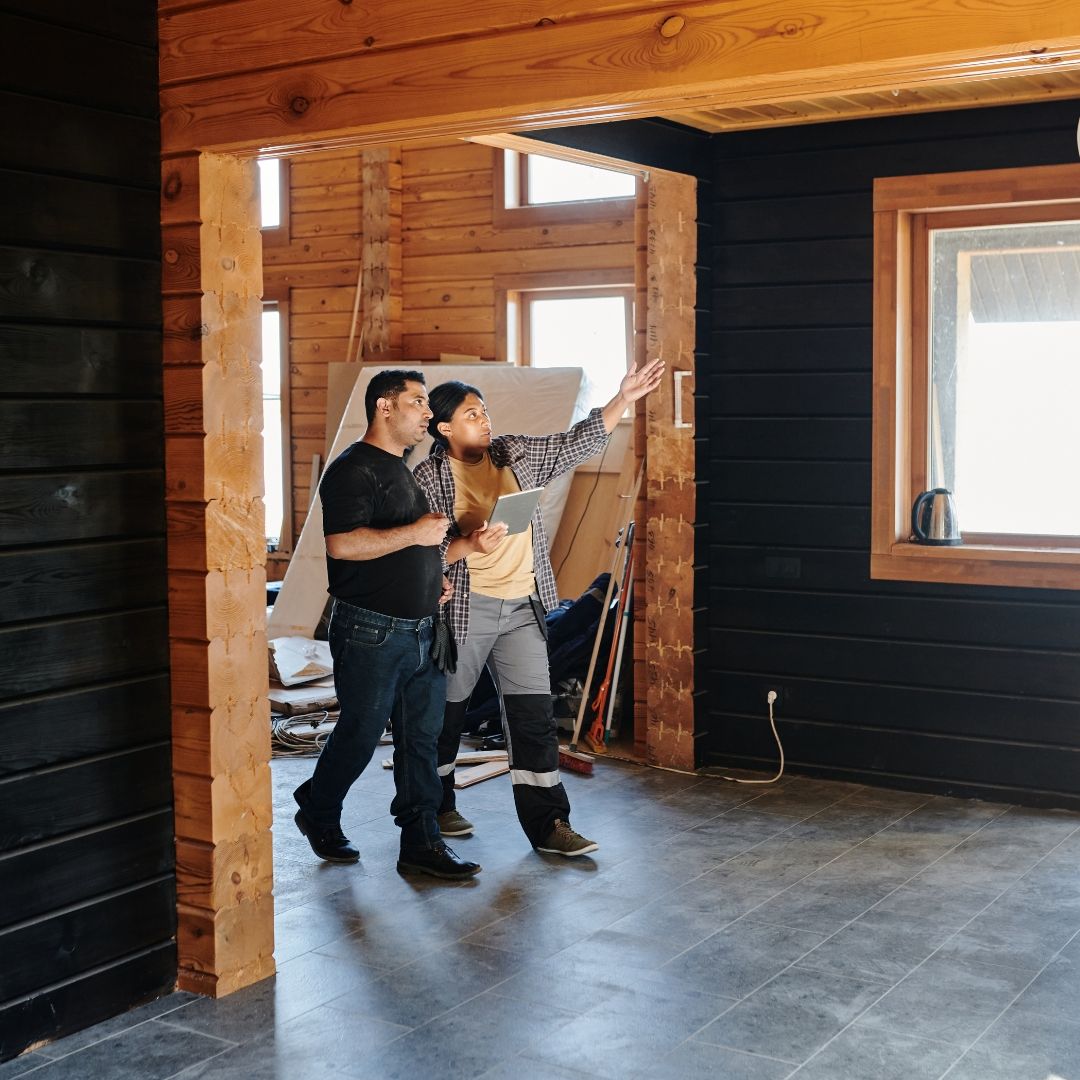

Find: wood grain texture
<box><xmin>264</xmin><ymin>145</ymin><xmax>365</xmax><ymax>534</ymax></box>
<box><xmin>158</xmin><ymin>0</ymin><xmax>660</xmax><ymax>85</ymax></box>
<box><xmin>163</xmin><ymin>152</ymin><xmax>275</xmax><ymax>998</ymax></box>
<box><xmin>360</xmin><ymin>146</ymin><xmax>403</xmax><ymax>358</ymax></box>
<box><xmin>159</xmin><ymin>0</ymin><xmax>1080</xmax><ymax>155</ymax></box>
<box><xmin>642</xmin><ymin>170</ymin><xmax>697</xmax><ymax>771</ymax></box>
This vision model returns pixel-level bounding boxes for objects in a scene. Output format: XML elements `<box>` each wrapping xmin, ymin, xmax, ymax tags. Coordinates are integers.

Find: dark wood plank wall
<box><xmin>704</xmin><ymin>99</ymin><xmax>1080</xmax><ymax>807</ymax></box>
<box><xmin>0</xmin><ymin>3</ymin><xmax>175</xmax><ymax>1061</ymax></box>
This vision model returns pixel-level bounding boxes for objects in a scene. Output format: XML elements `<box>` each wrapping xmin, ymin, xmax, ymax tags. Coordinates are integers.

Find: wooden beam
<box><xmin>643</xmin><ymin>170</ymin><xmax>697</xmax><ymax>771</ymax></box>
<box><xmin>162</xmin><ymin>150</ymin><xmax>275</xmax><ymax>998</ymax></box>
<box><xmin>159</xmin><ymin>0</ymin><xmax>1080</xmax><ymax>155</ymax></box>
<box><xmin>360</xmin><ymin>147</ymin><xmax>403</xmax><ymax>360</ymax></box>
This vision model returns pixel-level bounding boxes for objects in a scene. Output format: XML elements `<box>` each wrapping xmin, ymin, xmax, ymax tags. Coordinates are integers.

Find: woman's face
<box><xmin>440</xmin><ymin>393</ymin><xmax>492</xmax><ymax>454</ymax></box>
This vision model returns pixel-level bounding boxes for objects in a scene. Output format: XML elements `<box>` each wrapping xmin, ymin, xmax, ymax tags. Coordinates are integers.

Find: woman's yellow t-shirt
<box><xmin>448</xmin><ymin>453</ymin><xmax>535</xmax><ymax>599</ymax></box>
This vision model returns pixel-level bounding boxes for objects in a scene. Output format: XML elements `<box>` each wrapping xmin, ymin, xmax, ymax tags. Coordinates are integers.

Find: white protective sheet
<box><xmin>268</xmin><ymin>365</ymin><xmax>588</xmax><ymax>639</ymax></box>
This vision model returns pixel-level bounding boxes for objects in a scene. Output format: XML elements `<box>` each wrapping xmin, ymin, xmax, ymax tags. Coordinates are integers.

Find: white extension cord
<box><xmin>723</xmin><ymin>690</ymin><xmax>785</xmax><ymax>785</ymax></box>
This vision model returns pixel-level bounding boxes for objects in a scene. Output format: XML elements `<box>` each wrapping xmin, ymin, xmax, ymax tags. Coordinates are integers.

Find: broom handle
<box><xmin>605</xmin><ymin>554</ymin><xmax>634</xmax><ymax>736</ymax></box>
<box><xmin>569</xmin><ymin>462</ymin><xmax>643</xmax><ymax>752</ymax></box>
<box><xmin>590</xmin><ymin>522</ymin><xmax>635</xmax><ymax>721</ymax></box>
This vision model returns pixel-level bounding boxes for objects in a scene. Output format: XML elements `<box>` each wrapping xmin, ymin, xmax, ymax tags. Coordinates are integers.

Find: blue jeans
<box><xmin>307</xmin><ymin>599</ymin><xmax>445</xmax><ymax>851</ymax></box>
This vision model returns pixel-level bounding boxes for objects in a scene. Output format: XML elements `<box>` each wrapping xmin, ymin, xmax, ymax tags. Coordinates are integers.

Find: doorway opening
<box><xmin>162</xmin><ymin>129</ymin><xmax>696</xmax><ymax>997</ymax></box>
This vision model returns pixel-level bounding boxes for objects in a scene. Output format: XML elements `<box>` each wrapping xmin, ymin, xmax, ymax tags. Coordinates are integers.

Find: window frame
<box><xmin>259</xmin><ymin>157</ymin><xmax>290</xmax><ymax>248</ymax></box>
<box><xmin>519</xmin><ymin>285</ymin><xmax>634</xmax><ymax>370</ymax></box>
<box><xmin>872</xmin><ymin>162</ymin><xmax>1080</xmax><ymax>590</ymax></box>
<box><xmin>495</xmin><ymin>268</ymin><xmax>634</xmax><ymax>368</ymax></box>
<box><xmin>494</xmin><ymin>148</ymin><xmax>637</xmax><ymax>228</ymax></box>
<box><xmin>261</xmin><ymin>287</ymin><xmax>294</xmax><ymax>556</ymax></box>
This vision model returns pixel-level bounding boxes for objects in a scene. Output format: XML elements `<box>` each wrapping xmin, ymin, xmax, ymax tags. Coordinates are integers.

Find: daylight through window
<box><xmin>261</xmin><ymin>305</ymin><xmax>285</xmax><ymax>548</ymax></box>
<box><xmin>871</xmin><ymin>163</ymin><xmax>1080</xmax><ymax>590</ymax></box>
<box><xmin>929</xmin><ymin>221</ymin><xmax>1080</xmax><ymax>536</ymax></box>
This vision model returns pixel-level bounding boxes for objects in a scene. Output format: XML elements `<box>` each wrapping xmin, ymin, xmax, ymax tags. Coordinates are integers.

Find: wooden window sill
<box><xmin>872</xmin><ymin>542</ymin><xmax>1080</xmax><ymax>589</ymax></box>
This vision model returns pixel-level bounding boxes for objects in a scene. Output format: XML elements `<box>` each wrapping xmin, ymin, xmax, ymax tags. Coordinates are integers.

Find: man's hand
<box><xmin>439</xmin><ymin>575</ymin><xmax>454</xmax><ymax>605</ymax></box>
<box><xmin>412</xmin><ymin>512</ymin><xmax>449</xmax><ymax>546</ymax></box>
<box><xmin>618</xmin><ymin>357</ymin><xmax>665</xmax><ymax>404</ymax></box>
<box><xmin>469</xmin><ymin>520</ymin><xmax>509</xmax><ymax>555</ymax></box>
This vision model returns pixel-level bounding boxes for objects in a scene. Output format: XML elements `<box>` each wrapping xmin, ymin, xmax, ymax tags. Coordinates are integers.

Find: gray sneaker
<box><xmin>437</xmin><ymin>809</ymin><xmax>475</xmax><ymax>837</ymax></box>
<box><xmin>536</xmin><ymin>819</ymin><xmax>598</xmax><ymax>857</ymax></box>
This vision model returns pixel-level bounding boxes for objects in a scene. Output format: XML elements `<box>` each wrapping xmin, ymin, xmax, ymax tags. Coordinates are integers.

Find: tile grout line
<box><xmin>646</xmin><ymin>792</ymin><xmax>956</xmax><ymax>1071</ymax></box>
<box><xmin>160</xmin><ymin>1042</ymin><xmax>243</xmax><ymax>1080</ymax></box>
<box><xmin>656</xmin><ymin>788</ymin><xmax>942</xmax><ymax>971</ymax></box>
<box><xmin>665</xmin><ymin>798</ymin><xmax>1020</xmax><ymax>1070</ymax></box>
<box><xmin>935</xmin><ymin>823</ymin><xmax>1080</xmax><ymax>1079</ymax></box>
<box><xmin>788</xmin><ymin>818</ymin><xmax>1080</xmax><ymax>1079</ymax></box>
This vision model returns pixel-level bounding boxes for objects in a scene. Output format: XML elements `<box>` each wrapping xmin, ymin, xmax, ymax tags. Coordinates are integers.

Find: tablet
<box><xmin>487</xmin><ymin>487</ymin><xmax>542</xmax><ymax>535</ymax></box>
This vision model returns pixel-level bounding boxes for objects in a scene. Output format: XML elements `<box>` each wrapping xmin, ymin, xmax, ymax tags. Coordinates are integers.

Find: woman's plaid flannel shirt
<box><xmin>412</xmin><ymin>407</ymin><xmax>609</xmax><ymax>645</ymax></box>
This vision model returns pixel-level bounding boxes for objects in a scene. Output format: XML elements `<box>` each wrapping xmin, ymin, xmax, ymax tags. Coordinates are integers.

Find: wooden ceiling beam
<box><xmin>159</xmin><ymin>0</ymin><xmax>657</xmax><ymax>86</ymax></box>
<box><xmin>160</xmin><ymin>0</ymin><xmax>1080</xmax><ymax>155</ymax></box>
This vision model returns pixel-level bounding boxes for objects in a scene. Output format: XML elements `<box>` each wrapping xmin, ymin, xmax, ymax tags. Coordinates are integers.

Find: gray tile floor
<box><xmin>8</xmin><ymin>756</ymin><xmax>1080</xmax><ymax>1080</ymax></box>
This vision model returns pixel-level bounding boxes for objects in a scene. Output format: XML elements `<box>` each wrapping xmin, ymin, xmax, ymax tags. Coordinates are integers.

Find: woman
<box><xmin>413</xmin><ymin>359</ymin><xmax>664</xmax><ymax>856</ymax></box>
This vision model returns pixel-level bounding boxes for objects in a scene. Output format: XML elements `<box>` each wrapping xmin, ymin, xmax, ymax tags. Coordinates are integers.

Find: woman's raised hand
<box><xmin>618</xmin><ymin>357</ymin><xmax>665</xmax><ymax>403</ymax></box>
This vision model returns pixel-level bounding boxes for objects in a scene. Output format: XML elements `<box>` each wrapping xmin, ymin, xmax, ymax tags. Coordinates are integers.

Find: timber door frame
<box><xmin>158</xmin><ymin>0</ymin><xmax>1080</xmax><ymax>1004</ymax></box>
<box><xmin>162</xmin><ymin>133</ymin><xmax>696</xmax><ymax>998</ymax></box>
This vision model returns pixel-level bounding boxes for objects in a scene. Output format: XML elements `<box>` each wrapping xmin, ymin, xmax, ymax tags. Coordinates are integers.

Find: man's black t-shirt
<box><xmin>320</xmin><ymin>441</ymin><xmax>443</xmax><ymax>619</ymax></box>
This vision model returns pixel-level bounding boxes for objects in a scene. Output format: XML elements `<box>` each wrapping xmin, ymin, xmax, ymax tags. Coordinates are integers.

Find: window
<box><xmin>498</xmin><ymin>271</ymin><xmax>634</xmax><ymax>413</ymax></box>
<box><xmin>258</xmin><ymin>158</ymin><xmax>289</xmax><ymax>245</ymax></box>
<box><xmin>495</xmin><ymin>148</ymin><xmax>637</xmax><ymax>227</ymax></box>
<box><xmin>261</xmin><ymin>299</ymin><xmax>292</xmax><ymax>552</ymax></box>
<box><xmin>520</xmin><ymin>289</ymin><xmax>633</xmax><ymax>412</ymax></box>
<box><xmin>872</xmin><ymin>163</ymin><xmax>1080</xmax><ymax>589</ymax></box>
<box><xmin>517</xmin><ymin>153</ymin><xmax>635</xmax><ymax>205</ymax></box>
<box><xmin>259</xmin><ymin>157</ymin><xmax>292</xmax><ymax>551</ymax></box>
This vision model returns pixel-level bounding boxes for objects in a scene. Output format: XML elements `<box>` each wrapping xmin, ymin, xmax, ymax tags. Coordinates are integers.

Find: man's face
<box><xmin>382</xmin><ymin>380</ymin><xmax>433</xmax><ymax>448</ymax></box>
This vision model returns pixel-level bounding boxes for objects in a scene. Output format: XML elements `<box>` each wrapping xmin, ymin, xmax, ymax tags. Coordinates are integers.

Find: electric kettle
<box><xmin>911</xmin><ymin>488</ymin><xmax>962</xmax><ymax>545</ymax></box>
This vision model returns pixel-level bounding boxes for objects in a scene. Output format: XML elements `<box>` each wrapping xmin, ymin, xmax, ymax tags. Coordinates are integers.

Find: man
<box><xmin>292</xmin><ymin>369</ymin><xmax>480</xmax><ymax>880</ymax></box>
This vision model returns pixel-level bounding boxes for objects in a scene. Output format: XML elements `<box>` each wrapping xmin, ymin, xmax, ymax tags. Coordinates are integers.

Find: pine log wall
<box><xmin>265</xmin><ymin>139</ymin><xmax>636</xmax><ymax>566</ymax></box>
<box><xmin>703</xmin><ymin>98</ymin><xmax>1080</xmax><ymax>807</ymax></box>
<box><xmin>0</xmin><ymin>3</ymin><xmax>175</xmax><ymax>1060</ymax></box>
<box><xmin>263</xmin><ymin>149</ymin><xmax>364</xmax><ymax>547</ymax></box>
